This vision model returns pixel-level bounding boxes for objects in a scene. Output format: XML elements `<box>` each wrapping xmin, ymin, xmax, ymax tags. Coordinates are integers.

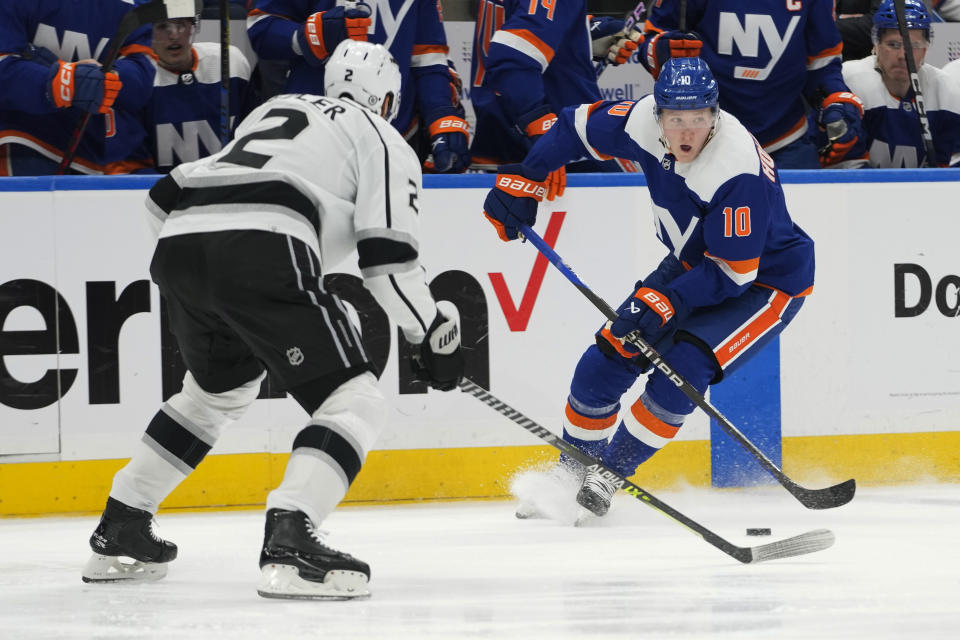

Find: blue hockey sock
<box><xmin>600</xmin><ymin>423</ymin><xmax>662</xmax><ymax>477</ymax></box>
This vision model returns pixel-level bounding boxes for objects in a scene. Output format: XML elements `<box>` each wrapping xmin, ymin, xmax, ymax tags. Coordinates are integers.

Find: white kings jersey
<box><xmin>145</xmin><ymin>93</ymin><xmax>439</xmax><ymax>342</ymax></box>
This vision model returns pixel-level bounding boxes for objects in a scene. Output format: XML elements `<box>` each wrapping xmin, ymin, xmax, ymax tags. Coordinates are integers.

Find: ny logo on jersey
<box><xmin>716</xmin><ymin>12</ymin><xmax>801</xmax><ymax>81</ymax></box>
<box><xmin>33</xmin><ymin>23</ymin><xmax>109</xmax><ymax>62</ymax></box>
<box><xmin>869</xmin><ymin>140</ymin><xmax>921</xmax><ymax>168</ymax></box>
<box><xmin>358</xmin><ymin>0</ymin><xmax>417</xmax><ymax>49</ymax></box>
<box><xmin>156</xmin><ymin>121</ymin><xmax>223</xmax><ymax>168</ymax></box>
<box><xmin>652</xmin><ymin>204</ymin><xmax>698</xmax><ymax>258</ymax></box>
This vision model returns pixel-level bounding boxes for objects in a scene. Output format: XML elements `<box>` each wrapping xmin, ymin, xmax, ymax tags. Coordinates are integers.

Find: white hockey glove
<box><xmin>411</xmin><ymin>301</ymin><xmax>464</xmax><ymax>392</ymax></box>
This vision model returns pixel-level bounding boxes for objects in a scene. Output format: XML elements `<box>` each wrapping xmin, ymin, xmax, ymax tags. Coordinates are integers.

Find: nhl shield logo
<box><xmin>661</xmin><ymin>156</ymin><xmax>672</xmax><ymax>171</ymax></box>
<box><xmin>286</xmin><ymin>347</ymin><xmax>304</xmax><ymax>366</ymax></box>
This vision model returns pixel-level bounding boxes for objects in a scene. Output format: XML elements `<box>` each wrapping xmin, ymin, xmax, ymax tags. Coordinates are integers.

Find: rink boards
<box><xmin>1</xmin><ymin>171</ymin><xmax>959</xmax><ymax>515</ymax></box>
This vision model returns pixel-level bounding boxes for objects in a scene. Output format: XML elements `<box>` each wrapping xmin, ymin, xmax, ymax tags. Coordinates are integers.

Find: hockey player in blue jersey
<box><xmin>833</xmin><ymin>0</ymin><xmax>960</xmax><ymax>167</ymax></box>
<box><xmin>0</xmin><ymin>0</ymin><xmax>157</xmax><ymax>174</ymax></box>
<box><xmin>470</xmin><ymin>0</ymin><xmax>642</xmax><ymax>201</ymax></box>
<box><xmin>247</xmin><ymin>0</ymin><xmax>470</xmax><ymax>173</ymax></box>
<box><xmin>148</xmin><ymin>15</ymin><xmax>259</xmax><ymax>172</ymax></box>
<box><xmin>482</xmin><ymin>58</ymin><xmax>815</xmax><ymax>518</ymax></box>
<box><xmin>608</xmin><ymin>0</ymin><xmax>866</xmax><ymax>169</ymax></box>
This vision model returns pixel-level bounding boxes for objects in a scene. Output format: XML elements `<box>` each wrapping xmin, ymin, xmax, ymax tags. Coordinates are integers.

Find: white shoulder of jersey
<box><xmin>194</xmin><ymin>42</ymin><xmax>252</xmax><ymax>81</ymax></box>
<box><xmin>681</xmin><ymin>113</ymin><xmax>762</xmax><ymax>202</ymax></box>
<box><xmin>919</xmin><ymin>63</ymin><xmax>960</xmax><ymax>114</ymax></box>
<box><xmin>944</xmin><ymin>59</ymin><xmax>960</xmax><ymax>85</ymax></box>
<box><xmin>153</xmin><ymin>42</ymin><xmax>252</xmax><ymax>86</ymax></box>
<box><xmin>624</xmin><ymin>96</ymin><xmax>667</xmax><ymax>161</ymax></box>
<box><xmin>841</xmin><ymin>56</ymin><xmax>889</xmax><ymax>108</ymax></box>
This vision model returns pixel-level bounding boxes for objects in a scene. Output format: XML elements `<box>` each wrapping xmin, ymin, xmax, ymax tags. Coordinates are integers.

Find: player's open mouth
<box><xmin>680</xmin><ymin>144</ymin><xmax>692</xmax><ymax>152</ymax></box>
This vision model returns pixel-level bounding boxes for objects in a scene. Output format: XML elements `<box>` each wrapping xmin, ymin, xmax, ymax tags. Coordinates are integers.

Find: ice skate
<box><xmin>257</xmin><ymin>509</ymin><xmax>371</xmax><ymax>600</ymax></box>
<box><xmin>512</xmin><ymin>458</ymin><xmax>586</xmax><ymax>522</ymax></box>
<box><xmin>576</xmin><ymin>469</ymin><xmax>620</xmax><ymax>517</ymax></box>
<box><xmin>81</xmin><ymin>497</ymin><xmax>178</xmax><ymax>583</ymax></box>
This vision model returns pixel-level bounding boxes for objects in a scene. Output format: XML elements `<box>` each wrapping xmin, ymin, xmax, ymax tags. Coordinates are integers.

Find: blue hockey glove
<box><xmin>609</xmin><ymin>285</ymin><xmax>688</xmax><ymax>352</ymax></box>
<box><xmin>46</xmin><ymin>60</ymin><xmax>122</xmax><ymax>114</ymax></box>
<box><xmin>818</xmin><ymin>91</ymin><xmax>866</xmax><ymax>167</ymax></box>
<box><xmin>643</xmin><ymin>30</ymin><xmax>702</xmax><ymax>79</ymax></box>
<box><xmin>482</xmin><ymin>164</ymin><xmax>546</xmax><ymax>242</ymax></box>
<box><xmin>426</xmin><ymin>111</ymin><xmax>470</xmax><ymax>173</ymax></box>
<box><xmin>296</xmin><ymin>6</ymin><xmax>371</xmax><ymax>67</ymax></box>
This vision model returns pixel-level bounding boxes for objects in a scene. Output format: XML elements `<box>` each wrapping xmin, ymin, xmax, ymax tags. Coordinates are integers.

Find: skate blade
<box><xmin>81</xmin><ymin>553</ymin><xmax>169</xmax><ymax>583</ymax></box>
<box><xmin>256</xmin><ymin>563</ymin><xmax>370</xmax><ymax>601</ymax></box>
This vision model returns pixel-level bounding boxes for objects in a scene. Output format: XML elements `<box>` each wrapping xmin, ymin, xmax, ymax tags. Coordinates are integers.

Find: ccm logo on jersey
<box><xmin>496</xmin><ymin>175</ymin><xmax>547</xmax><ymax>200</ymax></box>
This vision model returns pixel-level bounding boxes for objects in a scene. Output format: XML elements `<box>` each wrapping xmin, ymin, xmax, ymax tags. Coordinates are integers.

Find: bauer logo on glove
<box><xmin>495</xmin><ymin>174</ymin><xmax>547</xmax><ymax>200</ymax></box>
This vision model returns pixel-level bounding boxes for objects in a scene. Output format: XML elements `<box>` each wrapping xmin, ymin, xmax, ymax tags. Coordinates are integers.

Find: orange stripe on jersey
<box><xmin>0</xmin><ymin>129</ymin><xmax>101</xmax><ymax>172</ymax></box>
<box><xmin>503</xmin><ymin>29</ymin><xmax>554</xmax><ymax>63</ymax></box>
<box><xmin>807</xmin><ymin>42</ymin><xmax>843</xmax><ymax>65</ymax></box>
<box><xmin>412</xmin><ymin>44</ymin><xmax>449</xmax><ymax>56</ymax></box>
<box><xmin>754</xmin><ymin>282</ymin><xmax>815</xmax><ymax>298</ymax></box>
<box><xmin>565</xmin><ymin>403</ymin><xmax>617</xmax><ymax>432</ymax></box>
<box><xmin>714</xmin><ymin>291</ymin><xmax>791</xmax><ymax>367</ymax></box>
<box><xmin>705</xmin><ymin>252</ymin><xmax>759</xmax><ymax>274</ymax></box>
<box><xmin>630</xmin><ymin>398</ymin><xmax>680</xmax><ymax>440</ymax></box>
<box><xmin>762</xmin><ymin>115</ymin><xmax>807</xmax><ymax>149</ymax></box>
<box><xmin>119</xmin><ymin>43</ymin><xmax>156</xmax><ymax>60</ymax></box>
<box><xmin>0</xmin><ymin>144</ymin><xmax>10</xmax><ymax>176</ymax></box>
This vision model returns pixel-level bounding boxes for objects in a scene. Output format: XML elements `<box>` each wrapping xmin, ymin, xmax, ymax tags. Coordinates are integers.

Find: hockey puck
<box><xmin>746</xmin><ymin>528</ymin><xmax>772</xmax><ymax>536</ymax></box>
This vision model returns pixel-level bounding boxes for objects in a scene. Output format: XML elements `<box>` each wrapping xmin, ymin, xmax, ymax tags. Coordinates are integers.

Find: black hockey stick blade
<box><xmin>517</xmin><ymin>224</ymin><xmax>856</xmax><ymax>511</ymax></box>
<box><xmin>459</xmin><ymin>378</ymin><xmax>835</xmax><ymax>564</ymax></box>
<box><xmin>58</xmin><ymin>0</ymin><xmax>203</xmax><ymax>174</ymax></box>
<box><xmin>789</xmin><ymin>478</ymin><xmax>857</xmax><ymax>510</ymax></box>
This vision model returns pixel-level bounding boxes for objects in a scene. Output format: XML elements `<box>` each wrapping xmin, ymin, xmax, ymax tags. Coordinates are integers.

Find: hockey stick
<box><xmin>218</xmin><ymin>0</ymin><xmax>231</xmax><ymax>146</ymax></box>
<box><xmin>57</xmin><ymin>0</ymin><xmax>203</xmax><ymax>174</ymax></box>
<box><xmin>594</xmin><ymin>1</ymin><xmax>646</xmax><ymax>77</ymax></box>
<box><xmin>517</xmin><ymin>224</ymin><xmax>856</xmax><ymax>510</ymax></box>
<box><xmin>892</xmin><ymin>0</ymin><xmax>938</xmax><ymax>166</ymax></box>
<box><xmin>459</xmin><ymin>378</ymin><xmax>835</xmax><ymax>563</ymax></box>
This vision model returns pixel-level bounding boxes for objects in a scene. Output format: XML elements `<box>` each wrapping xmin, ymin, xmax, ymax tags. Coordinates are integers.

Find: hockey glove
<box><xmin>296</xmin><ymin>7</ymin><xmax>371</xmax><ymax>67</ymax></box>
<box><xmin>47</xmin><ymin>60</ymin><xmax>122</xmax><ymax>114</ymax></box>
<box><xmin>590</xmin><ymin>17</ymin><xmax>641</xmax><ymax>66</ymax></box>
<box><xmin>426</xmin><ymin>112</ymin><xmax>471</xmax><ymax>173</ymax></box>
<box><xmin>818</xmin><ymin>91</ymin><xmax>867</xmax><ymax>167</ymax></box>
<box><xmin>643</xmin><ymin>31</ymin><xmax>702</xmax><ymax>79</ymax></box>
<box><xmin>517</xmin><ymin>104</ymin><xmax>565</xmax><ymax>201</ymax></box>
<box><xmin>609</xmin><ymin>285</ymin><xmax>688</xmax><ymax>353</ymax></box>
<box><xmin>411</xmin><ymin>301</ymin><xmax>464</xmax><ymax>392</ymax></box>
<box><xmin>482</xmin><ymin>164</ymin><xmax>546</xmax><ymax>242</ymax></box>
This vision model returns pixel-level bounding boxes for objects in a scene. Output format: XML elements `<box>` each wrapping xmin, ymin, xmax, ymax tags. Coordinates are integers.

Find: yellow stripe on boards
<box><xmin>1</xmin><ymin>432</ymin><xmax>958</xmax><ymax>517</ymax></box>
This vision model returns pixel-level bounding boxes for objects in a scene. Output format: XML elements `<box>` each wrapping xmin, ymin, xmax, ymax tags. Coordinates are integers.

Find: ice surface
<box><xmin>1</xmin><ymin>484</ymin><xmax>958</xmax><ymax>639</ymax></box>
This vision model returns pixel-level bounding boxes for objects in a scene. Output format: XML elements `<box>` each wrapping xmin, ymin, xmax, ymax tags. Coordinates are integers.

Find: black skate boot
<box><xmin>257</xmin><ymin>509</ymin><xmax>370</xmax><ymax>600</ymax></box>
<box><xmin>576</xmin><ymin>469</ymin><xmax>620</xmax><ymax>518</ymax></box>
<box><xmin>81</xmin><ymin>497</ymin><xmax>177</xmax><ymax>583</ymax></box>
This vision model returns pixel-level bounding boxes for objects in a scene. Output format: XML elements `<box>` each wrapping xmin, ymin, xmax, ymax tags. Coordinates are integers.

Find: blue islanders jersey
<box><xmin>149</xmin><ymin>42</ymin><xmax>257</xmax><ymax>173</ymax></box>
<box><xmin>523</xmin><ymin>97</ymin><xmax>815</xmax><ymax>307</ymax></box>
<box><xmin>469</xmin><ymin>0</ymin><xmax>605</xmax><ymax>168</ymax></box>
<box><xmin>646</xmin><ymin>0</ymin><xmax>848</xmax><ymax>152</ymax></box>
<box><xmin>247</xmin><ymin>0</ymin><xmax>454</xmax><ymax>137</ymax></box>
<box><xmin>842</xmin><ymin>56</ymin><xmax>960</xmax><ymax>168</ymax></box>
<box><xmin>0</xmin><ymin>0</ymin><xmax>156</xmax><ymax>173</ymax></box>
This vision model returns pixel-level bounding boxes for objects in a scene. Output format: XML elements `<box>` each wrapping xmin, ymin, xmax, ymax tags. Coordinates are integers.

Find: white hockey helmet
<box><xmin>324</xmin><ymin>40</ymin><xmax>402</xmax><ymax>122</ymax></box>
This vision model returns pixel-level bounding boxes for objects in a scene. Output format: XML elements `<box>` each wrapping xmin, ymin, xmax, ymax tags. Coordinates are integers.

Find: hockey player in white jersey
<box><xmin>82</xmin><ymin>40</ymin><xmax>464</xmax><ymax>600</ymax></box>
